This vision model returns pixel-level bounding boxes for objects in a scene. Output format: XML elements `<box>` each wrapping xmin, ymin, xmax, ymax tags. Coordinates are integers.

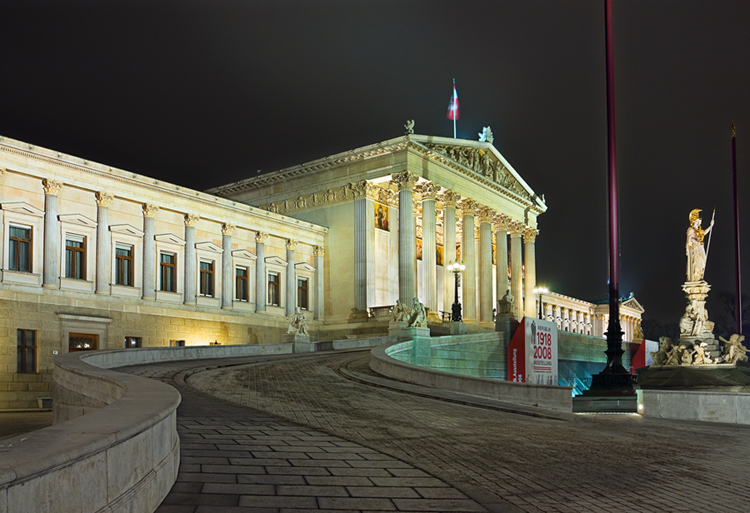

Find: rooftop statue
<box><xmin>287</xmin><ymin>307</ymin><xmax>309</xmax><ymax>336</ymax></box>
<box><xmin>404</xmin><ymin>119</ymin><xmax>415</xmax><ymax>135</ymax></box>
<box><xmin>686</xmin><ymin>209</ymin><xmax>714</xmax><ymax>282</ymax></box>
<box><xmin>478</xmin><ymin>126</ymin><xmax>494</xmax><ymax>144</ymax></box>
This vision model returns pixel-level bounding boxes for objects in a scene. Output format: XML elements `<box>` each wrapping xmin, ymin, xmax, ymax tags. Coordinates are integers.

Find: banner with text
<box><xmin>507</xmin><ymin>317</ymin><xmax>559</xmax><ymax>385</ymax></box>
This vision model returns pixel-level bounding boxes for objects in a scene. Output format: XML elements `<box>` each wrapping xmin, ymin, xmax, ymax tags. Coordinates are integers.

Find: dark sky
<box><xmin>1</xmin><ymin>0</ymin><xmax>749</xmax><ymax>324</ymax></box>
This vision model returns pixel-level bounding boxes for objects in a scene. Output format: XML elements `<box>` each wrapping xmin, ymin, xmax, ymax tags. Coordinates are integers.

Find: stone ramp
<box><xmin>122</xmin><ymin>359</ymin><xmax>491</xmax><ymax>512</ymax></box>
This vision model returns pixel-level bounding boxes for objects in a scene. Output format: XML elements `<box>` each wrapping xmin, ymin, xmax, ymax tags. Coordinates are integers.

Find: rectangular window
<box><xmin>69</xmin><ymin>333</ymin><xmax>98</xmax><ymax>352</ymax></box>
<box><xmin>115</xmin><ymin>244</ymin><xmax>134</xmax><ymax>286</ymax></box>
<box><xmin>124</xmin><ymin>336</ymin><xmax>141</xmax><ymax>348</ymax></box>
<box><xmin>17</xmin><ymin>329</ymin><xmax>36</xmax><ymax>373</ymax></box>
<box><xmin>297</xmin><ymin>278</ymin><xmax>308</xmax><ymax>310</ymax></box>
<box><xmin>9</xmin><ymin>226</ymin><xmax>32</xmax><ymax>272</ymax></box>
<box><xmin>235</xmin><ymin>267</ymin><xmax>249</xmax><ymax>301</ymax></box>
<box><xmin>268</xmin><ymin>272</ymin><xmax>280</xmax><ymax>306</ymax></box>
<box><xmin>199</xmin><ymin>261</ymin><xmax>214</xmax><ymax>296</ymax></box>
<box><xmin>160</xmin><ymin>253</ymin><xmax>176</xmax><ymax>292</ymax></box>
<box><xmin>65</xmin><ymin>235</ymin><xmax>86</xmax><ymax>279</ymax></box>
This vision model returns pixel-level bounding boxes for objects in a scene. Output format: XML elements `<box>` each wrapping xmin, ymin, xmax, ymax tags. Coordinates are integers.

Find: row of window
<box><xmin>8</xmin><ymin>227</ymin><xmax>311</xmax><ymax>308</ymax></box>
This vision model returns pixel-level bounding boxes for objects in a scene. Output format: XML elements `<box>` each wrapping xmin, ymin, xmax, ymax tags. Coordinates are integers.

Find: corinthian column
<box><xmin>523</xmin><ymin>227</ymin><xmax>538</xmax><ymax>318</ymax></box>
<box><xmin>221</xmin><ymin>223</ymin><xmax>235</xmax><ymax>309</ymax></box>
<box><xmin>460</xmin><ymin>199</ymin><xmax>477</xmax><ymax>323</ymax></box>
<box><xmin>286</xmin><ymin>239</ymin><xmax>297</xmax><ymax>315</ymax></box>
<box><xmin>353</xmin><ymin>180</ymin><xmax>375</xmax><ymax>313</ymax></box>
<box><xmin>509</xmin><ymin>221</ymin><xmax>524</xmax><ymax>319</ymax></box>
<box><xmin>494</xmin><ymin>214</ymin><xmax>510</xmax><ymax>305</ymax></box>
<box><xmin>95</xmin><ymin>192</ymin><xmax>114</xmax><ymax>294</ymax></box>
<box><xmin>392</xmin><ymin>171</ymin><xmax>419</xmax><ymax>304</ymax></box>
<box><xmin>442</xmin><ymin>191</ymin><xmax>460</xmax><ymax>313</ymax></box>
<box><xmin>142</xmin><ymin>204</ymin><xmax>159</xmax><ymax>300</ymax></box>
<box><xmin>42</xmin><ymin>179</ymin><xmax>62</xmax><ymax>289</ymax></box>
<box><xmin>314</xmin><ymin>245</ymin><xmax>325</xmax><ymax>320</ymax></box>
<box><xmin>184</xmin><ymin>214</ymin><xmax>199</xmax><ymax>305</ymax></box>
<box><xmin>420</xmin><ymin>182</ymin><xmax>438</xmax><ymax>318</ymax></box>
<box><xmin>255</xmin><ymin>232</ymin><xmax>268</xmax><ymax>312</ymax></box>
<box><xmin>478</xmin><ymin>207</ymin><xmax>495</xmax><ymax>324</ymax></box>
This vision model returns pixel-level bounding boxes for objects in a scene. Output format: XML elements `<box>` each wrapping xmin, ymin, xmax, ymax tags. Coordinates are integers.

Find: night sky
<box><xmin>2</xmin><ymin>0</ymin><xmax>749</xmax><ymax>326</ymax></box>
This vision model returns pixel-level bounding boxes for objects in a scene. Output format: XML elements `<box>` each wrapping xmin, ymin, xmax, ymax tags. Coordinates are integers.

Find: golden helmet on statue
<box><xmin>689</xmin><ymin>209</ymin><xmax>702</xmax><ymax>224</ymax></box>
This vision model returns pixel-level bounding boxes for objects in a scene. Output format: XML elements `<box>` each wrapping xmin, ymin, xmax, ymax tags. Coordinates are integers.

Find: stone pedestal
<box><xmin>286</xmin><ymin>334</ymin><xmax>314</xmax><ymax>353</ymax></box>
<box><xmin>447</xmin><ymin>321</ymin><xmax>468</xmax><ymax>335</ymax></box>
<box><xmin>389</xmin><ymin>322</ymin><xmax>429</xmax><ymax>340</ymax></box>
<box><xmin>495</xmin><ymin>314</ymin><xmax>518</xmax><ymax>337</ymax></box>
<box><xmin>388</xmin><ymin>321</ymin><xmax>408</xmax><ymax>338</ymax></box>
<box><xmin>678</xmin><ymin>280</ymin><xmax>720</xmax><ymax>358</ymax></box>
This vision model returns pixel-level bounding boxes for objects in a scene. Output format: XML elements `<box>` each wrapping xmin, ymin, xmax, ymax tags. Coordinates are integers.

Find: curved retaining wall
<box><xmin>0</xmin><ymin>343</ymin><xmax>293</xmax><ymax>513</ymax></box>
<box><xmin>371</xmin><ymin>338</ymin><xmax>572</xmax><ymax>412</ymax></box>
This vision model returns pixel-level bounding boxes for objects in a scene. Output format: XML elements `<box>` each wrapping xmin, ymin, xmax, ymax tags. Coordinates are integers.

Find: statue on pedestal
<box><xmin>686</xmin><ymin>208</ymin><xmax>714</xmax><ymax>283</ymax></box>
<box><xmin>719</xmin><ymin>334</ymin><xmax>749</xmax><ymax>364</ymax></box>
<box><xmin>407</xmin><ymin>297</ymin><xmax>427</xmax><ymax>328</ymax></box>
<box><xmin>650</xmin><ymin>336</ymin><xmax>673</xmax><ymax>366</ymax></box>
<box><xmin>391</xmin><ymin>299</ymin><xmax>410</xmax><ymax>322</ymax></box>
<box><xmin>287</xmin><ymin>307</ymin><xmax>309</xmax><ymax>336</ymax></box>
<box><xmin>497</xmin><ymin>289</ymin><xmax>515</xmax><ymax>316</ymax></box>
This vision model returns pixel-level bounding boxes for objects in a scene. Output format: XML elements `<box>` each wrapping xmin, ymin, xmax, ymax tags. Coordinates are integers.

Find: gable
<box><xmin>58</xmin><ymin>213</ymin><xmax>97</xmax><ymax>228</ymax></box>
<box><xmin>195</xmin><ymin>241</ymin><xmax>223</xmax><ymax>253</ymax></box>
<box><xmin>154</xmin><ymin>233</ymin><xmax>186</xmax><ymax>246</ymax></box>
<box><xmin>0</xmin><ymin>201</ymin><xmax>44</xmax><ymax>218</ymax></box>
<box><xmin>110</xmin><ymin>223</ymin><xmax>144</xmax><ymax>238</ymax></box>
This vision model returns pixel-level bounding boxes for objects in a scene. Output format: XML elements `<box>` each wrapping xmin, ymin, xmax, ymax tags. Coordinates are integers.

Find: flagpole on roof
<box><xmin>447</xmin><ymin>79</ymin><xmax>459</xmax><ymax>138</ymax></box>
<box><xmin>453</xmin><ymin>78</ymin><xmax>457</xmax><ymax>138</ymax></box>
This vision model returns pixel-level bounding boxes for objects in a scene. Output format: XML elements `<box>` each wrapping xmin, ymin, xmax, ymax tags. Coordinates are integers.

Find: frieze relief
<box><xmin>263</xmin><ymin>181</ymin><xmax>398</xmax><ymax>215</ymax></box>
<box><xmin>422</xmin><ymin>143</ymin><xmax>532</xmax><ymax>201</ymax></box>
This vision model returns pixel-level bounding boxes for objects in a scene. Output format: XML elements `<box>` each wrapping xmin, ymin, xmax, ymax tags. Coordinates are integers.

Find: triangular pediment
<box><xmin>0</xmin><ymin>201</ymin><xmax>44</xmax><ymax>217</ymax></box>
<box><xmin>154</xmin><ymin>233</ymin><xmax>186</xmax><ymax>246</ymax></box>
<box><xmin>195</xmin><ymin>241</ymin><xmax>223</xmax><ymax>253</ymax></box>
<box><xmin>232</xmin><ymin>249</ymin><xmax>257</xmax><ymax>261</ymax></box>
<box><xmin>622</xmin><ymin>296</ymin><xmax>645</xmax><ymax>313</ymax></box>
<box><xmin>110</xmin><ymin>223</ymin><xmax>144</xmax><ymax>238</ymax></box>
<box><xmin>265</xmin><ymin>255</ymin><xmax>287</xmax><ymax>266</ymax></box>
<box><xmin>417</xmin><ymin>139</ymin><xmax>539</xmax><ymax>204</ymax></box>
<box><xmin>294</xmin><ymin>262</ymin><xmax>316</xmax><ymax>272</ymax></box>
<box><xmin>58</xmin><ymin>213</ymin><xmax>97</xmax><ymax>228</ymax></box>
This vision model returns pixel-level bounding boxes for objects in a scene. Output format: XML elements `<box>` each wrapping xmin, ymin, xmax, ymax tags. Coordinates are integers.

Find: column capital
<box><xmin>493</xmin><ymin>213</ymin><xmax>510</xmax><ymax>231</ymax></box>
<box><xmin>391</xmin><ymin>171</ymin><xmax>419</xmax><ymax>192</ymax></box>
<box><xmin>313</xmin><ymin>245</ymin><xmax>325</xmax><ymax>257</ymax></box>
<box><xmin>351</xmin><ymin>180</ymin><xmax>379</xmax><ymax>199</ymax></box>
<box><xmin>523</xmin><ymin>227</ymin><xmax>539</xmax><ymax>242</ymax></box>
<box><xmin>95</xmin><ymin>191</ymin><xmax>114</xmax><ymax>207</ymax></box>
<box><xmin>459</xmin><ymin>198</ymin><xmax>478</xmax><ymax>214</ymax></box>
<box><xmin>386</xmin><ymin>189</ymin><xmax>399</xmax><ymax>207</ymax></box>
<box><xmin>255</xmin><ymin>232</ymin><xmax>269</xmax><ymax>244</ymax></box>
<box><xmin>286</xmin><ymin>239</ymin><xmax>298</xmax><ymax>250</ymax></box>
<box><xmin>184</xmin><ymin>214</ymin><xmax>200</xmax><ymax>227</ymax></box>
<box><xmin>42</xmin><ymin>178</ymin><xmax>63</xmax><ymax>195</ymax></box>
<box><xmin>221</xmin><ymin>223</ymin><xmax>236</xmax><ymax>236</ymax></box>
<box><xmin>508</xmin><ymin>220</ymin><xmax>525</xmax><ymax>236</ymax></box>
<box><xmin>477</xmin><ymin>206</ymin><xmax>495</xmax><ymax>224</ymax></box>
<box><xmin>417</xmin><ymin>182</ymin><xmax>439</xmax><ymax>200</ymax></box>
<box><xmin>441</xmin><ymin>190</ymin><xmax>461</xmax><ymax>208</ymax></box>
<box><xmin>142</xmin><ymin>203</ymin><xmax>160</xmax><ymax>218</ymax></box>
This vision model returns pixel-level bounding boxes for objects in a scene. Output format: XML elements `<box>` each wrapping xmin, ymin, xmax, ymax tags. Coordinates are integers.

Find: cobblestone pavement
<box><xmin>181</xmin><ymin>351</ymin><xmax>750</xmax><ymax>513</ymax></box>
<box><xmin>123</xmin><ymin>356</ymin><xmax>489</xmax><ymax>513</ymax></box>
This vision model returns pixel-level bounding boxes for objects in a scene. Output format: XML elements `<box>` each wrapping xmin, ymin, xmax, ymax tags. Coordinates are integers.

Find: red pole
<box><xmin>732</xmin><ymin>122</ymin><xmax>743</xmax><ymax>334</ymax></box>
<box><xmin>605</xmin><ymin>0</ymin><xmax>623</xmax><ymax>366</ymax></box>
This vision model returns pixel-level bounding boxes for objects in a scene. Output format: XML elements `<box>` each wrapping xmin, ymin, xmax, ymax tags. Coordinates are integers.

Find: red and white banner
<box><xmin>446</xmin><ymin>85</ymin><xmax>459</xmax><ymax>120</ymax></box>
<box><xmin>508</xmin><ymin>317</ymin><xmax>559</xmax><ymax>385</ymax></box>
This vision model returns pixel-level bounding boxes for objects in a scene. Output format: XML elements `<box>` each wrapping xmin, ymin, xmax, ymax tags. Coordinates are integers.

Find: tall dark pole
<box><xmin>585</xmin><ymin>0</ymin><xmax>633</xmax><ymax>395</ymax></box>
<box><xmin>732</xmin><ymin>122</ymin><xmax>743</xmax><ymax>334</ymax></box>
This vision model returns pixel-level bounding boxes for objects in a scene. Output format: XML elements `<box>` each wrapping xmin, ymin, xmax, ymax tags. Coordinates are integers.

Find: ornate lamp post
<box><xmin>447</xmin><ymin>262</ymin><xmax>466</xmax><ymax>322</ymax></box>
<box><xmin>533</xmin><ymin>286</ymin><xmax>549</xmax><ymax>319</ymax></box>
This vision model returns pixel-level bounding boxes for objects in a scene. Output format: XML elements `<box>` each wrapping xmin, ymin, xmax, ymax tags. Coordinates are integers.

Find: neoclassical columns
<box><xmin>392</xmin><ymin>171</ymin><xmax>419</xmax><ymax>304</ymax></box>
<box><xmin>460</xmin><ymin>199</ymin><xmax>477</xmax><ymax>322</ymax></box>
<box><xmin>314</xmin><ymin>245</ymin><xmax>325</xmax><ymax>320</ymax></box>
<box><xmin>142</xmin><ymin>204</ymin><xmax>159</xmax><ymax>300</ymax></box>
<box><xmin>353</xmin><ymin>180</ymin><xmax>375</xmax><ymax>312</ymax></box>
<box><xmin>286</xmin><ymin>239</ymin><xmax>297</xmax><ymax>315</ymax></box>
<box><xmin>42</xmin><ymin>179</ymin><xmax>62</xmax><ymax>289</ymax></box>
<box><xmin>420</xmin><ymin>182</ymin><xmax>438</xmax><ymax>317</ymax></box>
<box><xmin>509</xmin><ymin>221</ymin><xmax>524</xmax><ymax>319</ymax></box>
<box><xmin>442</xmin><ymin>191</ymin><xmax>459</xmax><ymax>313</ymax></box>
<box><xmin>95</xmin><ymin>192</ymin><xmax>114</xmax><ymax>294</ymax></box>
<box><xmin>494</xmin><ymin>214</ymin><xmax>510</xmax><ymax>306</ymax></box>
<box><xmin>221</xmin><ymin>223</ymin><xmax>235</xmax><ymax>309</ymax></box>
<box><xmin>478</xmin><ymin>207</ymin><xmax>494</xmax><ymax>324</ymax></box>
<box><xmin>184</xmin><ymin>214</ymin><xmax>199</xmax><ymax>305</ymax></box>
<box><xmin>523</xmin><ymin>227</ymin><xmax>538</xmax><ymax>318</ymax></box>
<box><xmin>255</xmin><ymin>232</ymin><xmax>268</xmax><ymax>312</ymax></box>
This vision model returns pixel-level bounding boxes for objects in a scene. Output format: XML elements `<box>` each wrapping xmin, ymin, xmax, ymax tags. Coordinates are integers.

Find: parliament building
<box><xmin>0</xmin><ymin>132</ymin><xmax>644</xmax><ymax>408</ymax></box>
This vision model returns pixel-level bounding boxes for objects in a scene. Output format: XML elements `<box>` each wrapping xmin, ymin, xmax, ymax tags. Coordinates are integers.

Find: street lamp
<box><xmin>447</xmin><ymin>262</ymin><xmax>466</xmax><ymax>322</ymax></box>
<box><xmin>533</xmin><ymin>286</ymin><xmax>549</xmax><ymax>319</ymax></box>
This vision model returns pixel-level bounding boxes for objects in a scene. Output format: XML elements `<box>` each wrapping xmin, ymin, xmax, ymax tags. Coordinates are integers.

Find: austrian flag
<box><xmin>446</xmin><ymin>84</ymin><xmax>459</xmax><ymax>120</ymax></box>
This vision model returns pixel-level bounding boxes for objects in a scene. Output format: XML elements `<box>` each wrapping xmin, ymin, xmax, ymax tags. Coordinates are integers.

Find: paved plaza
<box><xmin>121</xmin><ymin>350</ymin><xmax>750</xmax><ymax>512</ymax></box>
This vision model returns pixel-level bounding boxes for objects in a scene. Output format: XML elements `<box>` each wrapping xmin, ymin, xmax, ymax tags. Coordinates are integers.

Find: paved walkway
<box><xmin>122</xmin><ymin>350</ymin><xmax>750</xmax><ymax>512</ymax></box>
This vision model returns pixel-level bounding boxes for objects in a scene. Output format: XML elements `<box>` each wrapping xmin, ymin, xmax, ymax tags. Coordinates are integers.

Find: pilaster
<box><xmin>42</xmin><ymin>179</ymin><xmax>62</xmax><ymax>289</ymax></box>
<box><xmin>221</xmin><ymin>223</ymin><xmax>235</xmax><ymax>309</ymax></box>
<box><xmin>141</xmin><ymin>204</ymin><xmax>159</xmax><ymax>300</ymax></box>
<box><xmin>313</xmin><ymin>245</ymin><xmax>325</xmax><ymax>320</ymax></box>
<box><xmin>255</xmin><ymin>232</ymin><xmax>268</xmax><ymax>312</ymax></box>
<box><xmin>183</xmin><ymin>214</ymin><xmax>199</xmax><ymax>305</ymax></box>
<box><xmin>95</xmin><ymin>191</ymin><xmax>114</xmax><ymax>295</ymax></box>
<box><xmin>286</xmin><ymin>239</ymin><xmax>297</xmax><ymax>315</ymax></box>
